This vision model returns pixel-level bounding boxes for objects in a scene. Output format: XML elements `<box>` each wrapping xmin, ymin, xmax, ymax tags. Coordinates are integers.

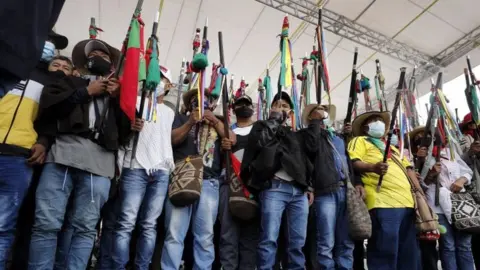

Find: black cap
<box><xmin>233</xmin><ymin>95</ymin><xmax>253</xmax><ymax>106</ymax></box>
<box><xmin>48</xmin><ymin>31</ymin><xmax>68</xmax><ymax>50</ymax></box>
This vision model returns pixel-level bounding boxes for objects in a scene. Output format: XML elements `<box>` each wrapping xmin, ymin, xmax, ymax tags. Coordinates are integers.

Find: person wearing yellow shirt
<box><xmin>348</xmin><ymin>111</ymin><xmax>419</xmax><ymax>270</ymax></box>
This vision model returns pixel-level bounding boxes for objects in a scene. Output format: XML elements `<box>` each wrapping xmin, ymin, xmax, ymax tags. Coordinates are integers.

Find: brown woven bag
<box><xmin>168</xmin><ymin>155</ymin><xmax>204</xmax><ymax>207</ymax></box>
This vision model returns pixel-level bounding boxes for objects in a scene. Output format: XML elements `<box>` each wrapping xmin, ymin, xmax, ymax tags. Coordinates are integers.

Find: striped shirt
<box><xmin>348</xmin><ymin>136</ymin><xmax>414</xmax><ymax>210</ymax></box>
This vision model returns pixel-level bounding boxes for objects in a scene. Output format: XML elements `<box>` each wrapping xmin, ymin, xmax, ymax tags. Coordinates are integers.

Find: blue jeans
<box><xmin>438</xmin><ymin>214</ymin><xmax>475</xmax><ymax>270</ymax></box>
<box><xmin>0</xmin><ymin>155</ymin><xmax>33</xmax><ymax>269</ymax></box>
<box><xmin>112</xmin><ymin>169</ymin><xmax>169</xmax><ymax>270</ymax></box>
<box><xmin>367</xmin><ymin>208</ymin><xmax>419</xmax><ymax>270</ymax></box>
<box><xmin>28</xmin><ymin>163</ymin><xmax>111</xmax><ymax>270</ymax></box>
<box><xmin>314</xmin><ymin>186</ymin><xmax>354</xmax><ymax>269</ymax></box>
<box><xmin>257</xmin><ymin>179</ymin><xmax>308</xmax><ymax>270</ymax></box>
<box><xmin>161</xmin><ymin>178</ymin><xmax>220</xmax><ymax>270</ymax></box>
<box><xmin>96</xmin><ymin>195</ymin><xmax>118</xmax><ymax>270</ymax></box>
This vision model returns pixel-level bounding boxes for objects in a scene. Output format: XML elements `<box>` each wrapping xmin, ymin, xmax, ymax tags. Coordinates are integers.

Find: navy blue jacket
<box><xmin>0</xmin><ymin>0</ymin><xmax>65</xmax><ymax>79</ymax></box>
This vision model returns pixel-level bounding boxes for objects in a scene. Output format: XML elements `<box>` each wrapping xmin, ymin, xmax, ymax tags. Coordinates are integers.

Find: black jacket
<box><xmin>0</xmin><ymin>0</ymin><xmax>65</xmax><ymax>79</ymax></box>
<box><xmin>240</xmin><ymin>119</ymin><xmax>312</xmax><ymax>194</ymax></box>
<box><xmin>297</xmin><ymin>122</ymin><xmax>361</xmax><ymax>194</ymax></box>
<box><xmin>35</xmin><ymin>76</ymin><xmax>132</xmax><ymax>151</ymax></box>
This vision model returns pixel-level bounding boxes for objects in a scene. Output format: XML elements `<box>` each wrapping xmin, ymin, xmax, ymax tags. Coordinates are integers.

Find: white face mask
<box><xmin>285</xmin><ymin>116</ymin><xmax>293</xmax><ymax>127</ymax></box>
<box><xmin>367</xmin><ymin>120</ymin><xmax>386</xmax><ymax>138</ymax></box>
<box><xmin>391</xmin><ymin>134</ymin><xmax>399</xmax><ymax>146</ymax></box>
<box><xmin>157</xmin><ymin>81</ymin><xmax>166</xmax><ymax>96</ymax></box>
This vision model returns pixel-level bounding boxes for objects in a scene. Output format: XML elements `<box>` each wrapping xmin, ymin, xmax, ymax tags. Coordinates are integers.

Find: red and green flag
<box><xmin>120</xmin><ymin>14</ymin><xmax>146</xmax><ymax>121</ymax></box>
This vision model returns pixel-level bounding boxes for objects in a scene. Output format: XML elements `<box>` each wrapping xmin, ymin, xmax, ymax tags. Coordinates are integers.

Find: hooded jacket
<box><xmin>240</xmin><ymin>118</ymin><xmax>312</xmax><ymax>193</ymax></box>
<box><xmin>0</xmin><ymin>0</ymin><xmax>65</xmax><ymax>80</ymax></box>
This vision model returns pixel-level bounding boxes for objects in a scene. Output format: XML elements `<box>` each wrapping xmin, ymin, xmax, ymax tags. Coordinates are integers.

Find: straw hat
<box><xmin>302</xmin><ymin>104</ymin><xmax>336</xmax><ymax>125</ymax></box>
<box><xmin>352</xmin><ymin>111</ymin><xmax>391</xmax><ymax>137</ymax></box>
<box><xmin>71</xmin><ymin>39</ymin><xmax>120</xmax><ymax>74</ymax></box>
<box><xmin>408</xmin><ymin>126</ymin><xmax>425</xmax><ymax>140</ymax></box>
<box><xmin>182</xmin><ymin>88</ymin><xmax>213</xmax><ymax>108</ymax></box>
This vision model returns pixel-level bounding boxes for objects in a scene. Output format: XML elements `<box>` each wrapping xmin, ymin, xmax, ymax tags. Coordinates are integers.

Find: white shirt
<box><xmin>118</xmin><ymin>101</ymin><xmax>175</xmax><ymax>174</ymax></box>
<box><xmin>426</xmin><ymin>148</ymin><xmax>472</xmax><ymax>214</ymax></box>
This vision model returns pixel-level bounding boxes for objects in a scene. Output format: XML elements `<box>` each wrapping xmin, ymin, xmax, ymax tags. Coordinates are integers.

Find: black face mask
<box><xmin>50</xmin><ymin>70</ymin><xmax>67</xmax><ymax>79</ymax></box>
<box><xmin>234</xmin><ymin>107</ymin><xmax>254</xmax><ymax>118</ymax></box>
<box><xmin>86</xmin><ymin>55</ymin><xmax>111</xmax><ymax>76</ymax></box>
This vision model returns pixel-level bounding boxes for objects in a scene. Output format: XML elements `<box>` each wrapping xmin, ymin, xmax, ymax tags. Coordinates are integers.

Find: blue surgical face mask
<box><xmin>367</xmin><ymin>120</ymin><xmax>385</xmax><ymax>138</ymax></box>
<box><xmin>41</xmin><ymin>41</ymin><xmax>55</xmax><ymax>62</ymax></box>
<box><xmin>322</xmin><ymin>118</ymin><xmax>331</xmax><ymax>127</ymax></box>
<box><xmin>391</xmin><ymin>134</ymin><xmax>399</xmax><ymax>146</ymax></box>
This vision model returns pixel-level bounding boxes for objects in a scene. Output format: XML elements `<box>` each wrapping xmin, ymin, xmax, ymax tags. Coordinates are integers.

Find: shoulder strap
<box><xmin>327</xmin><ymin>138</ymin><xmax>351</xmax><ymax>186</ymax></box>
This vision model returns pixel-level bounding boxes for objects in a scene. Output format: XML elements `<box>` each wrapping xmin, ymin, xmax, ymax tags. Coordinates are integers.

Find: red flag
<box><xmin>120</xmin><ymin>15</ymin><xmax>145</xmax><ymax>121</ymax></box>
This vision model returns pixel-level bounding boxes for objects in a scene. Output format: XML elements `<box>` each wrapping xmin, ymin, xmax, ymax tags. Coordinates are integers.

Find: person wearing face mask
<box><xmin>348</xmin><ymin>111</ymin><xmax>421</xmax><ymax>270</ymax></box>
<box><xmin>240</xmin><ymin>91</ymin><xmax>313</xmax><ymax>269</ymax></box>
<box><xmin>100</xmin><ymin>66</ymin><xmax>175</xmax><ymax>270</ymax></box>
<box><xmin>461</xmin><ymin>132</ymin><xmax>480</xmax><ymax>270</ymax></box>
<box><xmin>0</xmin><ymin>31</ymin><xmax>69</xmax><ymax>268</ymax></box>
<box><xmin>297</xmin><ymin>104</ymin><xmax>362</xmax><ymax>269</ymax></box>
<box><xmin>161</xmin><ymin>88</ymin><xmax>235</xmax><ymax>270</ymax></box>
<box><xmin>0</xmin><ymin>0</ymin><xmax>65</xmax><ymax>99</ymax></box>
<box><xmin>28</xmin><ymin>39</ymin><xmax>133</xmax><ymax>270</ymax></box>
<box><xmin>218</xmin><ymin>94</ymin><xmax>259</xmax><ymax>270</ymax></box>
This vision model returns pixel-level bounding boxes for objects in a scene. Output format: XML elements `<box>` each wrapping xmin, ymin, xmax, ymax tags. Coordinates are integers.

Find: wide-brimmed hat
<box><xmin>48</xmin><ymin>31</ymin><xmax>68</xmax><ymax>50</ymax></box>
<box><xmin>302</xmin><ymin>103</ymin><xmax>336</xmax><ymax>125</ymax></box>
<box><xmin>408</xmin><ymin>126</ymin><xmax>425</xmax><ymax>140</ymax></box>
<box><xmin>160</xmin><ymin>65</ymin><xmax>172</xmax><ymax>83</ymax></box>
<box><xmin>352</xmin><ymin>111</ymin><xmax>391</xmax><ymax>137</ymax></box>
<box><xmin>271</xmin><ymin>91</ymin><xmax>294</xmax><ymax>109</ymax></box>
<box><xmin>71</xmin><ymin>39</ymin><xmax>120</xmax><ymax>74</ymax></box>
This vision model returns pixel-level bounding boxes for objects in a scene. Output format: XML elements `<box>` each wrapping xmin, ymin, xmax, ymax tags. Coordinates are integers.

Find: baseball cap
<box><xmin>233</xmin><ymin>95</ymin><xmax>253</xmax><ymax>105</ymax></box>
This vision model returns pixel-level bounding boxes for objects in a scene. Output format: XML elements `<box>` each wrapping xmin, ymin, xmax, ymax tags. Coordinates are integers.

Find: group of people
<box><xmin>1</xmin><ymin>2</ymin><xmax>480</xmax><ymax>270</ymax></box>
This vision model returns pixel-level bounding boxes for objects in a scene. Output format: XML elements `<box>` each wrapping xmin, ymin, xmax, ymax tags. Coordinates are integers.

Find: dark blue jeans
<box><xmin>257</xmin><ymin>179</ymin><xmax>308</xmax><ymax>270</ymax></box>
<box><xmin>0</xmin><ymin>155</ymin><xmax>33</xmax><ymax>269</ymax></box>
<box><xmin>314</xmin><ymin>186</ymin><xmax>354</xmax><ymax>269</ymax></box>
<box><xmin>367</xmin><ymin>208</ymin><xmax>419</xmax><ymax>270</ymax></box>
<box><xmin>111</xmin><ymin>169</ymin><xmax>169</xmax><ymax>270</ymax></box>
<box><xmin>161</xmin><ymin>178</ymin><xmax>220</xmax><ymax>270</ymax></box>
<box><xmin>438</xmin><ymin>214</ymin><xmax>475</xmax><ymax>270</ymax></box>
<box><xmin>96</xmin><ymin>195</ymin><xmax>118</xmax><ymax>270</ymax></box>
<box><xmin>28</xmin><ymin>163</ymin><xmax>111</xmax><ymax>270</ymax></box>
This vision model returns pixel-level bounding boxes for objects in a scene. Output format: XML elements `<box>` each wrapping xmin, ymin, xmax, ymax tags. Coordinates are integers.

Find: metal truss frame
<box><xmin>256</xmin><ymin>0</ymin><xmax>480</xmax><ymax>113</ymax></box>
<box><xmin>255</xmin><ymin>0</ymin><xmax>439</xmax><ymax>67</ymax></box>
<box><xmin>377</xmin><ymin>24</ymin><xmax>480</xmax><ymax>110</ymax></box>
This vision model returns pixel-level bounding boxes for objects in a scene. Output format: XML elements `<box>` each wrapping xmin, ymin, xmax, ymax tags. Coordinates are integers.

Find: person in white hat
<box><xmin>106</xmin><ymin>65</ymin><xmax>175</xmax><ymax>270</ymax></box>
<box><xmin>297</xmin><ymin>103</ymin><xmax>361</xmax><ymax>269</ymax></box>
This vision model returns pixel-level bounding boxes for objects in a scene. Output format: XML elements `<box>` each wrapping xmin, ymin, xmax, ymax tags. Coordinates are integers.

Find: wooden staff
<box><xmin>218</xmin><ymin>31</ymin><xmax>231</xmax><ymax>182</ymax></box>
<box><xmin>377</xmin><ymin>67</ymin><xmax>407</xmax><ymax>192</ymax></box>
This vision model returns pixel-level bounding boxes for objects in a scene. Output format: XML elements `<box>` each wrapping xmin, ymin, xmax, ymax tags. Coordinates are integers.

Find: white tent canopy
<box><xmin>54</xmin><ymin>0</ymin><xmax>480</xmax><ymax>120</ymax></box>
